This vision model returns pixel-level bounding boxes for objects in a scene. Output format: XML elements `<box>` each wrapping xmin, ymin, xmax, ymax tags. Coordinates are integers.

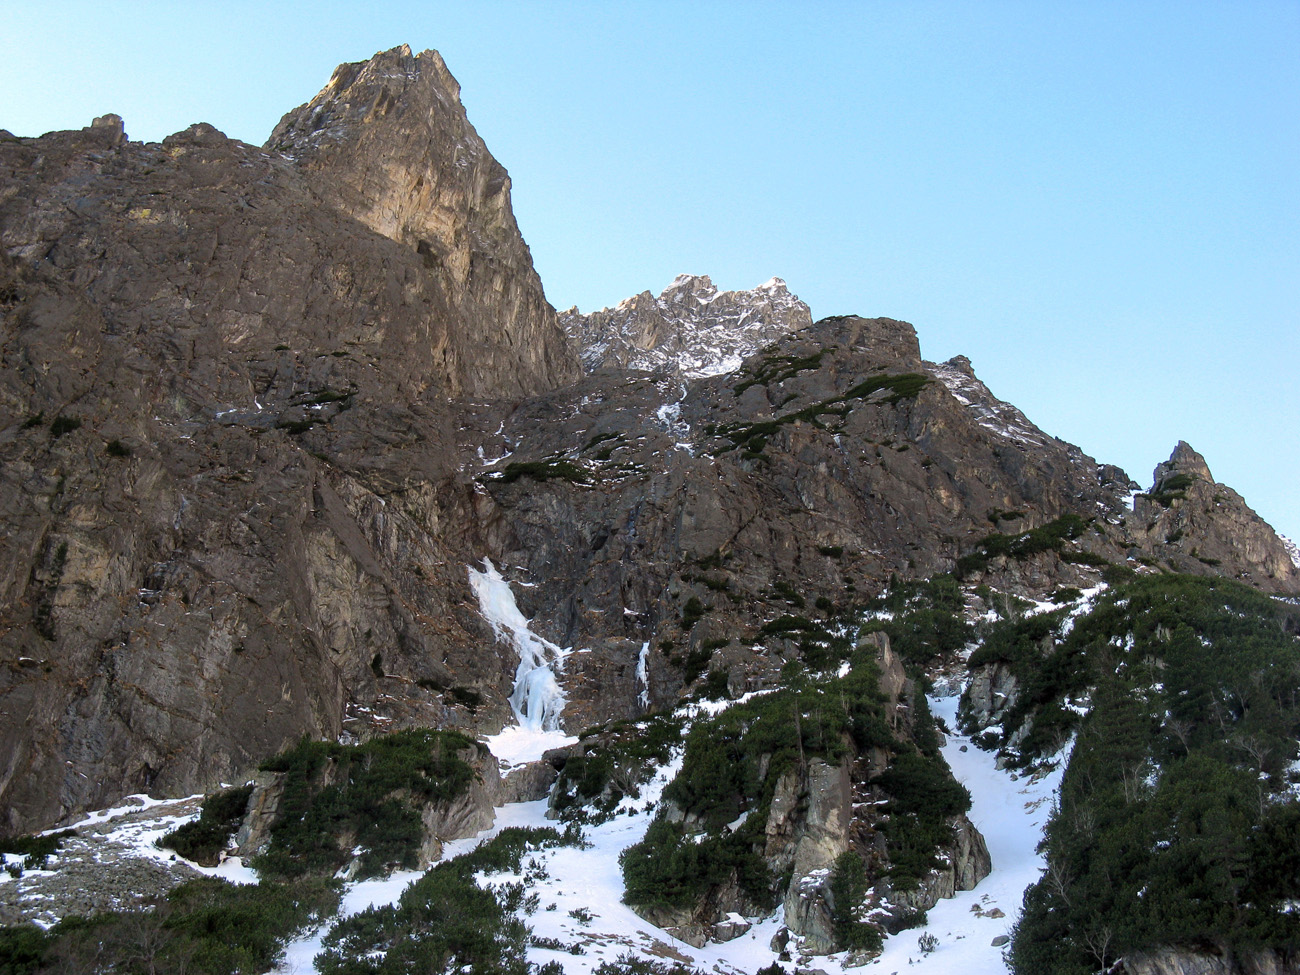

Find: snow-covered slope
<box><xmin>560</xmin><ymin>274</ymin><xmax>813</xmax><ymax>378</ymax></box>
<box><xmin>266</xmin><ymin>684</ymin><xmax>1060</xmax><ymax>974</ymax></box>
<box><xmin>0</xmin><ymin>595</ymin><xmax>1072</xmax><ymax>973</ymax></box>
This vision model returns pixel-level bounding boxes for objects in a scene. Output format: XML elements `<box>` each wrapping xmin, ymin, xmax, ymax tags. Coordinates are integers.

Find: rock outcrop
<box><xmin>234</xmin><ymin>739</ymin><xmax>500</xmax><ymax>871</ymax></box>
<box><xmin>622</xmin><ymin>629</ymin><xmax>991</xmax><ymax>956</ymax></box>
<box><xmin>775</xmin><ymin>758</ymin><xmax>855</xmax><ymax>953</ymax></box>
<box><xmin>416</xmin><ymin>743</ymin><xmax>500</xmax><ymax>865</ymax></box>
<box><xmin>887</xmin><ymin>812</ymin><xmax>992</xmax><ymax>912</ymax></box>
<box><xmin>962</xmin><ymin>660</ymin><xmax>1021</xmax><ymax>733</ymax></box>
<box><xmin>267</xmin><ymin>44</ymin><xmax>579</xmax><ymax>398</ymax></box>
<box><xmin>1121</xmin><ymin>947</ymin><xmax>1297</xmax><ymax>975</ymax></box>
<box><xmin>1132</xmin><ymin>441</ymin><xmax>1299</xmax><ymax>591</ymax></box>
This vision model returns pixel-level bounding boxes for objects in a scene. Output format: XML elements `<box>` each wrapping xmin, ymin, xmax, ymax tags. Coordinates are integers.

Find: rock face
<box><xmin>758</xmin><ymin>632</ymin><xmax>990</xmax><ymax>954</ymax></box>
<box><xmin>1</xmin><ymin>41</ymin><xmax>1297</xmax><ymax>841</ymax></box>
<box><xmin>887</xmin><ymin>812</ymin><xmax>991</xmax><ymax>912</ymax></box>
<box><xmin>775</xmin><ymin>758</ymin><xmax>854</xmax><ymax>954</ymax></box>
<box><xmin>0</xmin><ymin>48</ymin><xmax>577</xmax><ymax>832</ymax></box>
<box><xmin>1121</xmin><ymin>947</ymin><xmax>1297</xmax><ymax>975</ymax></box>
<box><xmin>267</xmin><ymin>44</ymin><xmax>579</xmax><ymax>399</ymax></box>
<box><xmin>560</xmin><ymin>274</ymin><xmax>812</xmax><ymax>377</ymax></box>
<box><xmin>416</xmin><ymin>743</ymin><xmax>501</xmax><ymax>865</ymax></box>
<box><xmin>1132</xmin><ymin>442</ymin><xmax>1299</xmax><ymax>591</ymax></box>
<box><xmin>963</xmin><ymin>660</ymin><xmax>1021</xmax><ymax>731</ymax></box>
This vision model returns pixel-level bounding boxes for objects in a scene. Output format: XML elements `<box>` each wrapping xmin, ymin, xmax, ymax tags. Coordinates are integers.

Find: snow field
<box><xmin>13</xmin><ymin>680</ymin><xmax>1064</xmax><ymax>974</ymax></box>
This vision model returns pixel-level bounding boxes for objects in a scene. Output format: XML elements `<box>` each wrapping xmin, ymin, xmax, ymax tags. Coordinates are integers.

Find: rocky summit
<box><xmin>560</xmin><ymin>273</ymin><xmax>813</xmax><ymax>378</ymax></box>
<box><xmin>1</xmin><ymin>45</ymin><xmax>1298</xmax><ymax>975</ymax></box>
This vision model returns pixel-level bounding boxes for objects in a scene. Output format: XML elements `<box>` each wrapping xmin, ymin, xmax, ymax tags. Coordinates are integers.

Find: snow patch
<box><xmin>484</xmin><ymin>725</ymin><xmax>576</xmax><ymax>768</ymax></box>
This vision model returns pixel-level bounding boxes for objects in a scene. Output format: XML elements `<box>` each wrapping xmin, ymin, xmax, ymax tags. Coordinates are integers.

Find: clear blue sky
<box><xmin>3</xmin><ymin>1</ymin><xmax>1297</xmax><ymax>544</ymax></box>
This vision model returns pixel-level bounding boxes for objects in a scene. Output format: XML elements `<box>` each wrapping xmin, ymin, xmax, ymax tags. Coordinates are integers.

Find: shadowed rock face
<box><xmin>0</xmin><ymin>47</ymin><xmax>578</xmax><ymax>831</ymax></box>
<box><xmin>0</xmin><ymin>46</ymin><xmax>1296</xmax><ymax>835</ymax></box>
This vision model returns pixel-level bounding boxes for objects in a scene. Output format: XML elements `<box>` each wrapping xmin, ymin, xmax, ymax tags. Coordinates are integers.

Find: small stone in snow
<box><xmin>991</xmin><ymin>935</ymin><xmax>1011</xmax><ymax>946</ymax></box>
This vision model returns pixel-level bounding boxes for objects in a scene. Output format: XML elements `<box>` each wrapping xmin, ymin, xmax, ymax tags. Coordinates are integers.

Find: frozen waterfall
<box><xmin>467</xmin><ymin>559</ymin><xmax>570</xmax><ymax>733</ymax></box>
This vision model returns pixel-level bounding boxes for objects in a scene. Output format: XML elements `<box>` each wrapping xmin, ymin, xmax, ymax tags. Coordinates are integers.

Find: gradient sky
<box><xmin>3</xmin><ymin>1</ymin><xmax>1297</xmax><ymax>544</ymax></box>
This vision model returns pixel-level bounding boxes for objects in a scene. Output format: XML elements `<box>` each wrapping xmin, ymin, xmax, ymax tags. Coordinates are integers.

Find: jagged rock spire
<box><xmin>268</xmin><ymin>45</ymin><xmax>580</xmax><ymax>398</ymax></box>
<box><xmin>1135</xmin><ymin>441</ymin><xmax>1298</xmax><ymax>590</ymax></box>
<box><xmin>560</xmin><ymin>273</ymin><xmax>812</xmax><ymax>378</ymax></box>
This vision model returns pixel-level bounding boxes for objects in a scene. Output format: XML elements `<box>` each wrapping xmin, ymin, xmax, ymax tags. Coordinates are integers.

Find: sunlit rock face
<box><xmin>0</xmin><ymin>44</ymin><xmax>584</xmax><ymax>831</ymax></box>
<box><xmin>267</xmin><ymin>44</ymin><xmax>580</xmax><ymax>400</ymax></box>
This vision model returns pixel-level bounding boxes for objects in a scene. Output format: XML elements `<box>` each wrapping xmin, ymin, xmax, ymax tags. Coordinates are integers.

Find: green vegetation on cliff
<box><xmin>955</xmin><ymin>513</ymin><xmax>1094</xmax><ymax>578</ymax></box>
<box><xmin>551</xmin><ymin>713</ymin><xmax>685</xmax><ymax>824</ymax></box>
<box><xmin>159</xmin><ymin>785</ymin><xmax>253</xmax><ymax>865</ymax></box>
<box><xmin>620</xmin><ymin>648</ymin><xmax>965</xmax><ymax>918</ymax></box>
<box><xmin>712</xmin><ymin>370</ymin><xmax>929</xmax><ymax>457</ymax></box>
<box><xmin>620</xmin><ymin>656</ymin><xmax>893</xmax><ymax>912</ymax></box>
<box><xmin>860</xmin><ymin>573</ymin><xmax>973</xmax><ymax>668</ymax></box>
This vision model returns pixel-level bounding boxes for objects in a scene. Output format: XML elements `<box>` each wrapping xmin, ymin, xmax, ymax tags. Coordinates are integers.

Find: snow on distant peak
<box><xmin>1283</xmin><ymin>535</ymin><xmax>1300</xmax><ymax>571</ymax></box>
<box><xmin>561</xmin><ymin>274</ymin><xmax>812</xmax><ymax>380</ymax></box>
<box><xmin>669</xmin><ymin>272</ymin><xmax>709</xmax><ymax>289</ymax></box>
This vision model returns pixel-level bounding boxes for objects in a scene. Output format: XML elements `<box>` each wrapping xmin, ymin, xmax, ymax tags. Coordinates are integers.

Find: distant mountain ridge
<box><xmin>560</xmin><ymin>273</ymin><xmax>812</xmax><ymax>378</ymax></box>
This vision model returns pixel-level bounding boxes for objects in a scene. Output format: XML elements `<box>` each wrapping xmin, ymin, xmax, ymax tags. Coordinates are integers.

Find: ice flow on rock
<box><xmin>468</xmin><ymin>559</ymin><xmax>569</xmax><ymax>731</ymax></box>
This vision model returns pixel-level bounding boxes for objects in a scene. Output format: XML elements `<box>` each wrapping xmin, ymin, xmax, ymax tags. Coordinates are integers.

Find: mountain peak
<box><xmin>1134</xmin><ymin>440</ymin><xmax>1297</xmax><ymax>589</ymax></box>
<box><xmin>666</xmin><ymin>272</ymin><xmax>714</xmax><ymax>292</ymax></box>
<box><xmin>1155</xmin><ymin>440</ymin><xmax>1213</xmax><ymax>484</ymax></box>
<box><xmin>266</xmin><ymin>46</ymin><xmax>579</xmax><ymax>398</ymax></box>
<box><xmin>275</xmin><ymin>46</ymin><xmax>460</xmax><ymax>155</ymax></box>
<box><xmin>561</xmin><ymin>274</ymin><xmax>812</xmax><ymax>378</ymax></box>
